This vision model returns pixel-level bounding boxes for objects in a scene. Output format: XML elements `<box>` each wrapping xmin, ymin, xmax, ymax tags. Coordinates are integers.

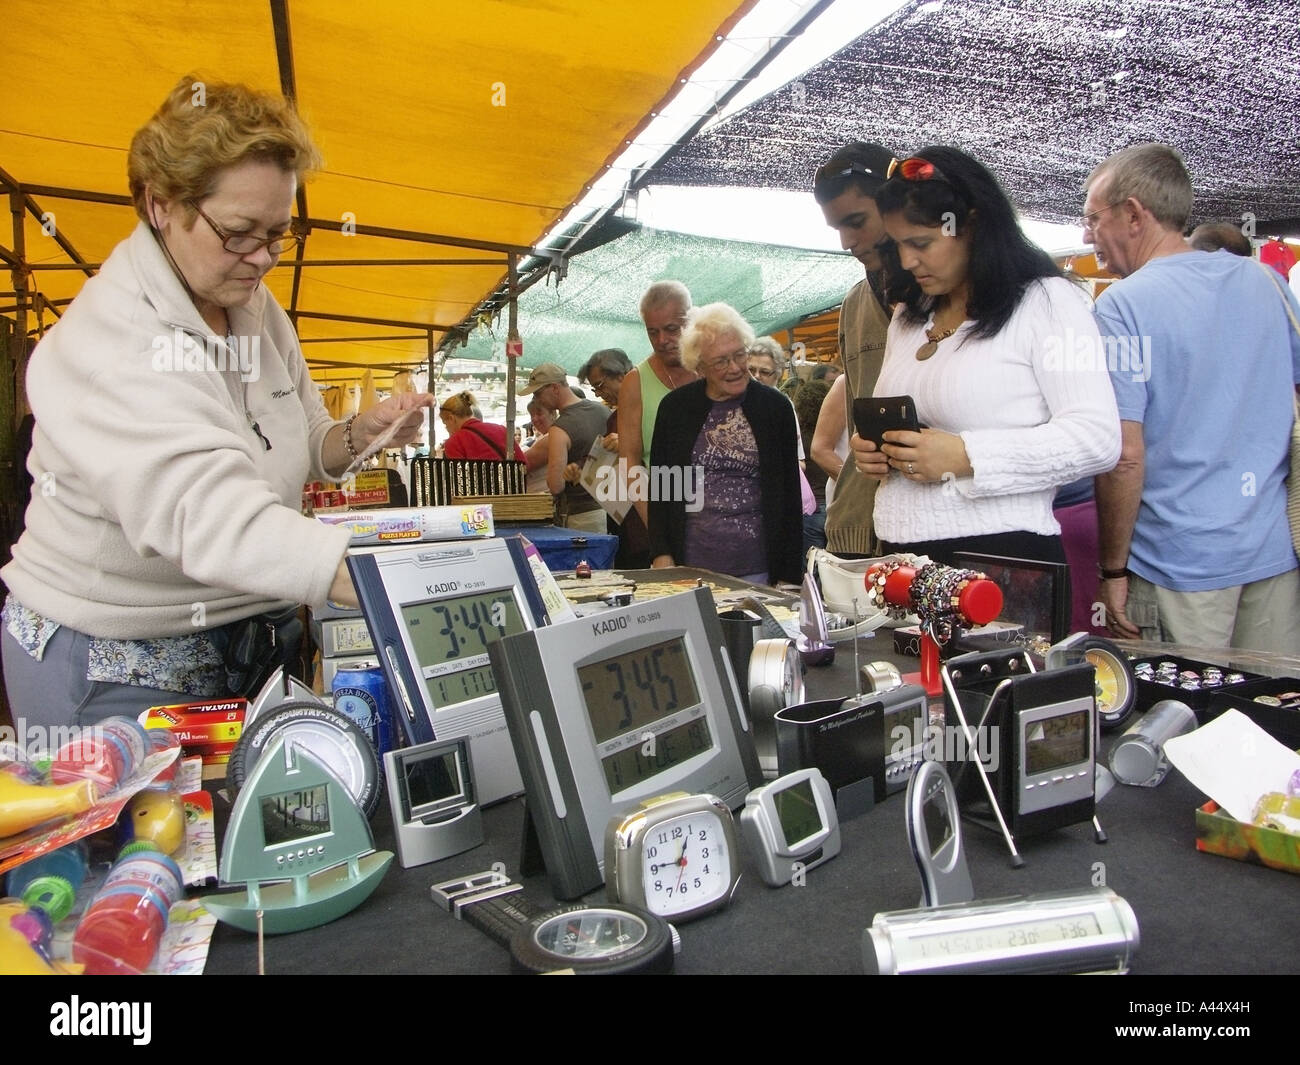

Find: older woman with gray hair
<box><xmin>745</xmin><ymin>335</ymin><xmax>786</xmax><ymax>387</ymax></box>
<box><xmin>579</xmin><ymin>347</ymin><xmax>651</xmax><ymax>567</ymax></box>
<box><xmin>648</xmin><ymin>303</ymin><xmax>802</xmax><ymax>585</ymax></box>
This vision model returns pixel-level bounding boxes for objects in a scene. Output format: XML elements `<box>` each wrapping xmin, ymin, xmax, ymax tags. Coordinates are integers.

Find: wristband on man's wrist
<box><xmin>1098</xmin><ymin>565</ymin><xmax>1131</xmax><ymax>581</ymax></box>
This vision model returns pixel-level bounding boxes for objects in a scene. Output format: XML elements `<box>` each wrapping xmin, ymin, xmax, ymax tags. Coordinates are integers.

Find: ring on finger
<box><xmin>907</xmin><ymin>462</ymin><xmax>916</xmax><ymax>475</ymax></box>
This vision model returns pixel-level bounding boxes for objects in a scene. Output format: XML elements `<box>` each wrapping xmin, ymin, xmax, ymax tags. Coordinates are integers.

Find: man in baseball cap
<box><xmin>518</xmin><ymin>362</ymin><xmax>569</xmax><ymax>396</ymax></box>
<box><xmin>519</xmin><ymin>363</ymin><xmax>610</xmax><ymax>533</ymax></box>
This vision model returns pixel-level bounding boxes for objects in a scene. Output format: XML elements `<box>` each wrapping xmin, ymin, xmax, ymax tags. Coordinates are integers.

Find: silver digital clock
<box><xmin>489</xmin><ymin>587</ymin><xmax>763</xmax><ymax>900</ymax></box>
<box><xmin>348</xmin><ymin>537</ymin><xmax>546</xmax><ymax>805</ymax></box>
<box><xmin>863</xmin><ymin>887</ymin><xmax>1140</xmax><ymax>975</ymax></box>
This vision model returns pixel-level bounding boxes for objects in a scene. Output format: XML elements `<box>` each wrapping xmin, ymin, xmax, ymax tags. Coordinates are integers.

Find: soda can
<box><xmin>331</xmin><ymin>663</ymin><xmax>393</xmax><ymax>756</ymax></box>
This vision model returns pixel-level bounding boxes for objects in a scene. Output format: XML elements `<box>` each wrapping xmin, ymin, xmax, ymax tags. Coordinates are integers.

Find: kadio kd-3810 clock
<box><xmin>348</xmin><ymin>537</ymin><xmax>546</xmax><ymax>804</ymax></box>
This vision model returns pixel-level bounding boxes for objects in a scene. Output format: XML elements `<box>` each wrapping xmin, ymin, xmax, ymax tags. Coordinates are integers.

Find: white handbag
<box><xmin>805</xmin><ymin>547</ymin><xmax>928</xmax><ymax>636</ymax></box>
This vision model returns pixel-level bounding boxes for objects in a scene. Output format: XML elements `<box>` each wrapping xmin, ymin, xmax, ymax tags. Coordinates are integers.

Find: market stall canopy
<box><xmin>453</xmin><ymin>225</ymin><xmax>864</xmax><ymax>372</ymax></box>
<box><xmin>1</xmin><ymin>0</ymin><xmax>755</xmax><ymax>385</ymax></box>
<box><xmin>652</xmin><ymin>0</ymin><xmax>1300</xmax><ymax>233</ymax></box>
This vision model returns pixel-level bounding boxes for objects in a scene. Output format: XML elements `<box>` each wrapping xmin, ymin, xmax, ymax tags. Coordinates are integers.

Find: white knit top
<box><xmin>872</xmin><ymin>277</ymin><xmax>1121</xmax><ymax>544</ymax></box>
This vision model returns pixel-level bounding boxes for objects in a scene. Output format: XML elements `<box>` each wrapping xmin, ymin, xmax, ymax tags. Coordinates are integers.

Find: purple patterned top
<box><xmin>684</xmin><ymin>397</ymin><xmax>767</xmax><ymax>578</ymax></box>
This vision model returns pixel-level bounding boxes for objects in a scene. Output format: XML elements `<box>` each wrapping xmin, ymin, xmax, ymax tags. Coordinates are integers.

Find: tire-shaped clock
<box><xmin>226</xmin><ymin>701</ymin><xmax>383</xmax><ymax>818</ymax></box>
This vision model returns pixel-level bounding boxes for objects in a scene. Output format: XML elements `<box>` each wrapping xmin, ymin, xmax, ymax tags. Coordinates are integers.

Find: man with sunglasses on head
<box><xmin>1085</xmin><ymin>143</ymin><xmax>1300</xmax><ymax>653</ymax></box>
<box><xmin>809</xmin><ymin>142</ymin><xmax>898</xmax><ymax>559</ymax></box>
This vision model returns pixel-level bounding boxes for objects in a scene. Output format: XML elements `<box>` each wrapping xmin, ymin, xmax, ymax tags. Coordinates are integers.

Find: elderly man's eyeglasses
<box><xmin>700</xmin><ymin>349</ymin><xmax>750</xmax><ymax>373</ymax></box>
<box><xmin>588</xmin><ymin>373</ymin><xmax>621</xmax><ymax>397</ymax></box>
<box><xmin>1079</xmin><ymin>203</ymin><xmax>1120</xmax><ymax>232</ymax></box>
<box><xmin>191</xmin><ymin>202</ymin><xmax>304</xmax><ymax>256</ymax></box>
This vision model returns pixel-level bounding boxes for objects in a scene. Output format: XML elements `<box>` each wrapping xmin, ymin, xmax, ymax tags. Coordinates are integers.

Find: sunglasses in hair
<box><xmin>836</xmin><ymin>160</ymin><xmax>892</xmax><ymax>179</ymax></box>
<box><xmin>888</xmin><ymin>156</ymin><xmax>947</xmax><ymax>183</ymax></box>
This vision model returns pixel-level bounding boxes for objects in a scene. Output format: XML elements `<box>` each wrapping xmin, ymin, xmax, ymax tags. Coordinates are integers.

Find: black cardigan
<box><xmin>647</xmin><ymin>378</ymin><xmax>803</xmax><ymax>585</ymax></box>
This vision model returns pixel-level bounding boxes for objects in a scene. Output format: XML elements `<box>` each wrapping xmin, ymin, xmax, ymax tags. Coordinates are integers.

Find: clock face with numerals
<box><xmin>641</xmin><ymin>808</ymin><xmax>732</xmax><ymax>918</ymax></box>
<box><xmin>607</xmin><ymin>793</ymin><xmax>739</xmax><ymax>923</ymax></box>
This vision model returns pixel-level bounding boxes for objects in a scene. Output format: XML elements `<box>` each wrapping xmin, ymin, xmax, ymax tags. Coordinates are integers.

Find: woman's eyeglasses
<box><xmin>191</xmin><ymin>202</ymin><xmax>304</xmax><ymax>256</ymax></box>
<box><xmin>588</xmin><ymin>373</ymin><xmax>622</xmax><ymax>398</ymax></box>
<box><xmin>699</xmin><ymin>349</ymin><xmax>750</xmax><ymax>373</ymax></box>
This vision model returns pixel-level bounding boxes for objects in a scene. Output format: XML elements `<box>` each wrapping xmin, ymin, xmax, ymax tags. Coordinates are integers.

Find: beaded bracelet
<box><xmin>912</xmin><ymin>563</ymin><xmax>986</xmax><ymax>646</ymax></box>
<box><xmin>343</xmin><ymin>414</ymin><xmax>360</xmax><ymax>460</ymax></box>
<box><xmin>865</xmin><ymin>559</ymin><xmax>908</xmax><ymax>621</ymax></box>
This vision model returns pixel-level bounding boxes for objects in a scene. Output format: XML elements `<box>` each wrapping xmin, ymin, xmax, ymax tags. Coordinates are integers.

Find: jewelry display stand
<box><xmin>864</xmin><ymin>561</ymin><xmax>1003</xmax><ymax>695</ymax></box>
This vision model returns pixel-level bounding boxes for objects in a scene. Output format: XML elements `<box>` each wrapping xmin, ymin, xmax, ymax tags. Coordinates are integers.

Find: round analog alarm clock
<box><xmin>606</xmin><ymin>792</ymin><xmax>740</xmax><ymax>922</ymax></box>
<box><xmin>1046</xmin><ymin>635</ymin><xmax>1137</xmax><ymax>732</ymax></box>
<box><xmin>748</xmin><ymin>638</ymin><xmax>804</xmax><ymax>719</ymax></box>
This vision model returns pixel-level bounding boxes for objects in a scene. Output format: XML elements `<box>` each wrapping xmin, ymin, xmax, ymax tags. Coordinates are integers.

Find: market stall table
<box><xmin>202</xmin><ymin>601</ymin><xmax>1300</xmax><ymax>975</ymax></box>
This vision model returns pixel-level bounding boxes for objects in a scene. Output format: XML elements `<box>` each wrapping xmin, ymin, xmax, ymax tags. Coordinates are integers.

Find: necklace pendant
<box><xmin>914</xmin><ymin>340</ymin><xmax>938</xmax><ymax>361</ymax></box>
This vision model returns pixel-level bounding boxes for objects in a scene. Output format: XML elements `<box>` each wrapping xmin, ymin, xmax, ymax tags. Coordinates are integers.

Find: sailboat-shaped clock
<box><xmin>204</xmin><ymin>733</ymin><xmax>393</xmax><ymax>934</ymax></box>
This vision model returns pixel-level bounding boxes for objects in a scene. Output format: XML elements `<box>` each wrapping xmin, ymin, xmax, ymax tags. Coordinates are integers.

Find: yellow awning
<box><xmin>2</xmin><ymin>0</ymin><xmax>754</xmax><ymax>386</ymax></box>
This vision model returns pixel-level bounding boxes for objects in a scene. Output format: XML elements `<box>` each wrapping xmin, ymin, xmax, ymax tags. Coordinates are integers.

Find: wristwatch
<box><xmin>431</xmin><ymin>870</ymin><xmax>678</xmax><ymax>974</ymax></box>
<box><xmin>1098</xmin><ymin>566</ymin><xmax>1131</xmax><ymax>581</ymax></box>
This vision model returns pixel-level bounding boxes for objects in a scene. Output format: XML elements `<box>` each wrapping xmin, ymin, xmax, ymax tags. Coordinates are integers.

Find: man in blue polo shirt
<box><xmin>1085</xmin><ymin>143</ymin><xmax>1300</xmax><ymax>653</ymax></box>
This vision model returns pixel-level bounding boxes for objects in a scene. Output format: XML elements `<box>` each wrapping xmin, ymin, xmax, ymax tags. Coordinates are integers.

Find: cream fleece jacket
<box><xmin>3</xmin><ymin>222</ymin><xmax>352</xmax><ymax>638</ymax></box>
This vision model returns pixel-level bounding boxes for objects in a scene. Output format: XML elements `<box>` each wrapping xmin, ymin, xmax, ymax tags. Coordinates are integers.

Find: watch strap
<box><xmin>1098</xmin><ymin>566</ymin><xmax>1131</xmax><ymax>581</ymax></box>
<box><xmin>430</xmin><ymin>870</ymin><xmax>541</xmax><ymax>950</ymax></box>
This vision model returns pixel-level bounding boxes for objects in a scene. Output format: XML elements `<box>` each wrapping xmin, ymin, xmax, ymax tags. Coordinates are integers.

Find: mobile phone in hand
<box><xmin>852</xmin><ymin>395</ymin><xmax>922</xmax><ymax>450</ymax></box>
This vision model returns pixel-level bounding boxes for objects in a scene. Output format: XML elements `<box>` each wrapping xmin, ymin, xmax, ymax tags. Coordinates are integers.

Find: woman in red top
<box><xmin>439</xmin><ymin>391</ymin><xmax>509</xmax><ymax>459</ymax></box>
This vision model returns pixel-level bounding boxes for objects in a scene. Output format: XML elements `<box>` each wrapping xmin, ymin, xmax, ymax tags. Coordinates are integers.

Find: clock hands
<box><xmin>673</xmin><ymin>828</ymin><xmax>694</xmax><ymax>892</ymax></box>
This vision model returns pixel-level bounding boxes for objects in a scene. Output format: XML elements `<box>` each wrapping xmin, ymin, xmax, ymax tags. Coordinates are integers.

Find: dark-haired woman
<box><xmin>850</xmin><ymin>147</ymin><xmax>1120</xmax><ymax>565</ymax></box>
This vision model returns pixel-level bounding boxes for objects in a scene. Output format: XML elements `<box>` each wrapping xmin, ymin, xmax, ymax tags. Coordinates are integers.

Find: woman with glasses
<box><xmin>745</xmin><ymin>336</ymin><xmax>785</xmax><ymax>386</ymax></box>
<box><xmin>648</xmin><ymin>304</ymin><xmax>802</xmax><ymax>584</ymax></box>
<box><xmin>577</xmin><ymin>347</ymin><xmax>650</xmax><ymax>567</ymax></box>
<box><xmin>2</xmin><ymin>77</ymin><xmax>432</xmax><ymax>728</ymax></box>
<box><xmin>849</xmin><ymin>146</ymin><xmax>1120</xmax><ymax>566</ymax></box>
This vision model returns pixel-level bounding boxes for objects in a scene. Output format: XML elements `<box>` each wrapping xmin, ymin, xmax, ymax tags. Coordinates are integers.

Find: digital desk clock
<box><xmin>942</xmin><ymin>651</ymin><xmax>1102</xmax><ymax>864</ymax></box>
<box><xmin>863</xmin><ymin>887</ymin><xmax>1140</xmax><ymax>975</ymax></box>
<box><xmin>489</xmin><ymin>587</ymin><xmax>764</xmax><ymax>899</ymax></box>
<box><xmin>206</xmin><ymin>735</ymin><xmax>393</xmax><ymax>934</ymax></box>
<box><xmin>348</xmin><ymin>537</ymin><xmax>545</xmax><ymax>805</ymax></box>
<box><xmin>866</xmin><ymin>760</ymin><xmax>1139</xmax><ymax>974</ymax></box>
